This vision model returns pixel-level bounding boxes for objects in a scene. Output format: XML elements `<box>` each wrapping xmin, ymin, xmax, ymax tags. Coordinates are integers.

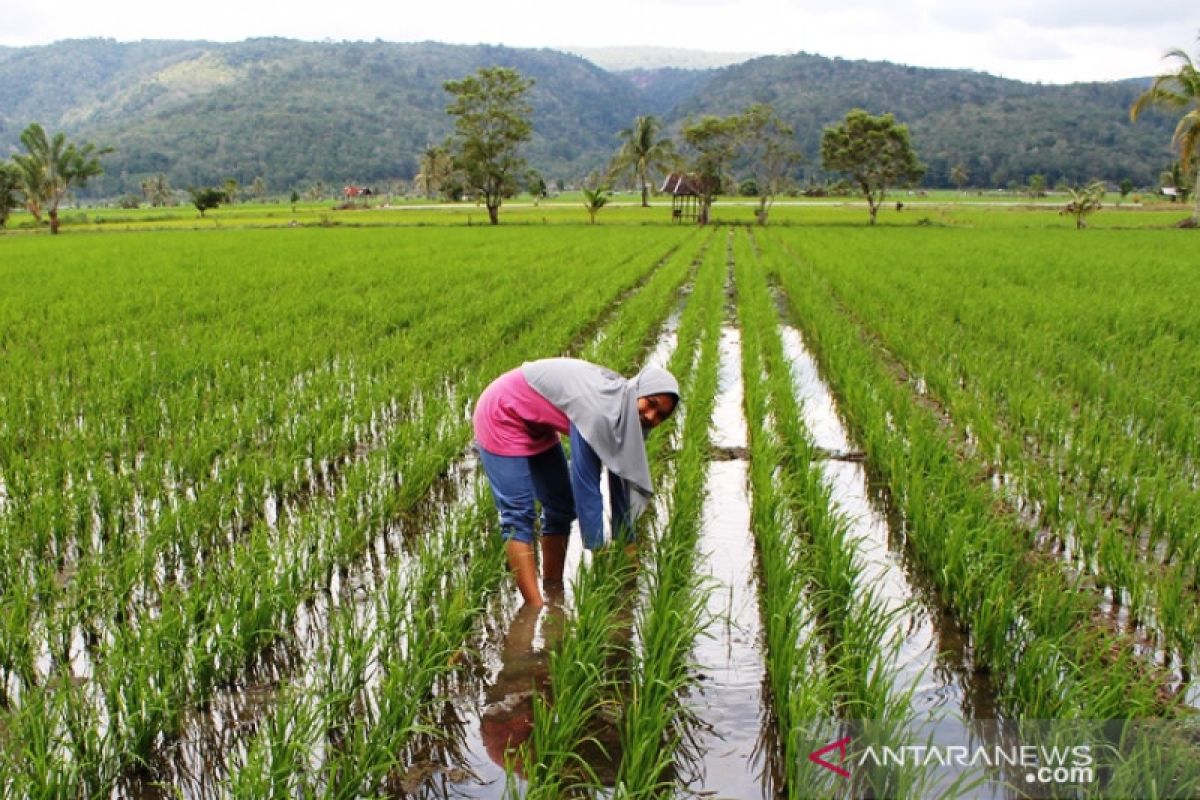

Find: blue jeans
<box><xmin>477</xmin><ymin>426</ymin><xmax>633</xmax><ymax>550</ymax></box>
<box><xmin>476</xmin><ymin>441</ymin><xmax>576</xmax><ymax>546</ymax></box>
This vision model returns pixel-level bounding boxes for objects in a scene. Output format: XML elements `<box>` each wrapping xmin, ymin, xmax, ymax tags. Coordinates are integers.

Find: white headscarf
<box><xmin>522</xmin><ymin>358</ymin><xmax>679</xmax><ymax>520</ymax></box>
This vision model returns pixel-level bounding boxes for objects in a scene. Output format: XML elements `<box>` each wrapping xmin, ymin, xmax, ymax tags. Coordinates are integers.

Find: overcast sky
<box><xmin>3</xmin><ymin>0</ymin><xmax>1198</xmax><ymax>84</ymax></box>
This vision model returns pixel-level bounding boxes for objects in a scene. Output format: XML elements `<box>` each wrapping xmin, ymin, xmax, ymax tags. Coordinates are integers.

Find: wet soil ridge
<box><xmin>762</xmin><ymin>230</ymin><xmax>1200</xmax><ymax>792</ymax></box>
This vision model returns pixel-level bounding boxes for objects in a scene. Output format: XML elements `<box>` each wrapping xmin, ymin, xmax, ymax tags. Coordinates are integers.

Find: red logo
<box><xmin>809</xmin><ymin>736</ymin><xmax>852</xmax><ymax>778</ymax></box>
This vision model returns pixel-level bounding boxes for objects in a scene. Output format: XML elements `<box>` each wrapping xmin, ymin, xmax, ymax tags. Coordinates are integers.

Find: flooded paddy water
<box><xmin>681</xmin><ymin>324</ymin><xmax>773</xmax><ymax>798</ymax></box>
<box><xmin>121</xmin><ymin>281</ymin><xmax>1014</xmax><ymax>799</ymax></box>
<box><xmin>119</xmin><ymin>454</ymin><xmax>481</xmax><ymax>798</ymax></box>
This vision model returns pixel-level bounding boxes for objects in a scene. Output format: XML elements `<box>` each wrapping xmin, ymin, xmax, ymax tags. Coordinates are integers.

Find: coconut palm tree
<box><xmin>950</xmin><ymin>163</ymin><xmax>969</xmax><ymax>193</ymax></box>
<box><xmin>610</xmin><ymin>115</ymin><xmax>678</xmax><ymax>207</ymax></box>
<box><xmin>11</xmin><ymin>123</ymin><xmax>110</xmax><ymax>234</ymax></box>
<box><xmin>1131</xmin><ymin>34</ymin><xmax>1200</xmax><ymax>226</ymax></box>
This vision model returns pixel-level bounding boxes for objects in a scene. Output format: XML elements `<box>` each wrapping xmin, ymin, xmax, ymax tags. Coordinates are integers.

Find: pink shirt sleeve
<box><xmin>473</xmin><ymin>368</ymin><xmax>571</xmax><ymax>456</ymax></box>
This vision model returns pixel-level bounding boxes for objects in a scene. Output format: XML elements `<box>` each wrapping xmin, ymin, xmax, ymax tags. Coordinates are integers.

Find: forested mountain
<box><xmin>0</xmin><ymin>38</ymin><xmax>1178</xmax><ymax>196</ymax></box>
<box><xmin>0</xmin><ymin>39</ymin><xmax>642</xmax><ymax>195</ymax></box>
<box><xmin>666</xmin><ymin>53</ymin><xmax>1174</xmax><ymax>188</ymax></box>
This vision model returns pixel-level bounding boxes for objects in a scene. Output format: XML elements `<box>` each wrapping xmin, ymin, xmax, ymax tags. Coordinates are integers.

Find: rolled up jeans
<box><xmin>476</xmin><ymin>441</ymin><xmax>575</xmax><ymax>546</ymax></box>
<box><xmin>476</xmin><ymin>426</ymin><xmax>631</xmax><ymax>550</ymax></box>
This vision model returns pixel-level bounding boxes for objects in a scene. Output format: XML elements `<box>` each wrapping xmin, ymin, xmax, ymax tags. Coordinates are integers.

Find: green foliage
<box><xmin>11</xmin><ymin>122</ymin><xmax>111</xmax><ymax>233</ymax></box>
<box><xmin>140</xmin><ymin>172</ymin><xmax>174</xmax><ymax>207</ymax></box>
<box><xmin>737</xmin><ymin>102</ymin><xmax>802</xmax><ymax>224</ymax></box>
<box><xmin>414</xmin><ymin>144</ymin><xmax>455</xmax><ymax>200</ymax></box>
<box><xmin>951</xmin><ymin>162</ymin><xmax>969</xmax><ymax>191</ymax></box>
<box><xmin>0</xmin><ymin>162</ymin><xmax>20</xmax><ymax>227</ymax></box>
<box><xmin>1060</xmin><ymin>180</ymin><xmax>1106</xmax><ymax>228</ymax></box>
<box><xmin>821</xmin><ymin>109</ymin><xmax>925</xmax><ymax>224</ymax></box>
<box><xmin>1027</xmin><ymin>173</ymin><xmax>1047</xmax><ymax>197</ymax></box>
<box><xmin>680</xmin><ymin>114</ymin><xmax>741</xmax><ymax>224</ymax></box>
<box><xmin>188</xmin><ymin>186</ymin><xmax>225</xmax><ymax>216</ymax></box>
<box><xmin>677</xmin><ymin>52</ymin><xmax>1177</xmax><ymax>188</ymax></box>
<box><xmin>0</xmin><ymin>40</ymin><xmax>1184</xmax><ymax>196</ymax></box>
<box><xmin>581</xmin><ymin>184</ymin><xmax>611</xmax><ymax>223</ymax></box>
<box><xmin>608</xmin><ymin>114</ymin><xmax>678</xmax><ymax>207</ymax></box>
<box><xmin>1131</xmin><ymin>33</ymin><xmax>1200</xmax><ymax>222</ymax></box>
<box><xmin>444</xmin><ymin>66</ymin><xmax>535</xmax><ymax>224</ymax></box>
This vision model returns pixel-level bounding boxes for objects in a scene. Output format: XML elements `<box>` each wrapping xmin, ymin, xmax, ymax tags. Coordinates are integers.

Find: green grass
<box><xmin>2</xmin><ymin>205</ymin><xmax>1198</xmax><ymax>797</ymax></box>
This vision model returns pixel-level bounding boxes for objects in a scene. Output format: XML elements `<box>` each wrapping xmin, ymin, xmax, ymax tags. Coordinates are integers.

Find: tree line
<box><xmin>4</xmin><ymin>32</ymin><xmax>1198</xmax><ymax>231</ymax></box>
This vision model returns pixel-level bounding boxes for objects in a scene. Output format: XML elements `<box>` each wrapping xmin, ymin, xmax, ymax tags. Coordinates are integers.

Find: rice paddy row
<box><xmin>3</xmin><ymin>217</ymin><xmax>1197</xmax><ymax>797</ymax></box>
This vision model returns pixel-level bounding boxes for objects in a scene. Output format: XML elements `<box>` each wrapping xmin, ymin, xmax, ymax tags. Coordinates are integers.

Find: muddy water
<box><xmin>779</xmin><ymin>325</ymin><xmax>997</xmax><ymax>718</ymax></box>
<box><xmin>117</xmin><ymin>455</ymin><xmax>481</xmax><ymax>799</ymax></box>
<box><xmin>780</xmin><ymin>325</ymin><xmax>1021</xmax><ymax>799</ymax></box>
<box><xmin>681</xmin><ymin>325</ymin><xmax>774</xmax><ymax>798</ymax></box>
<box><xmin>420</xmin><ymin>311</ymin><xmax>690</xmax><ymax>798</ymax></box>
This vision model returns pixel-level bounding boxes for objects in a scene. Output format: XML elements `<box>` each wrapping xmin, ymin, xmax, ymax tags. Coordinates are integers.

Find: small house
<box><xmin>660</xmin><ymin>173</ymin><xmax>704</xmax><ymax>223</ymax></box>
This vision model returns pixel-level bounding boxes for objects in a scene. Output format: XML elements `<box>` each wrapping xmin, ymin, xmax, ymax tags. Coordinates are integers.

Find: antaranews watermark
<box><xmin>798</xmin><ymin>718</ymin><xmax>1200</xmax><ymax>798</ymax></box>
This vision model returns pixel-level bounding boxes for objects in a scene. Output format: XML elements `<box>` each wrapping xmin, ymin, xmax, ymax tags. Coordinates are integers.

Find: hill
<box><xmin>0</xmin><ymin>38</ymin><xmax>642</xmax><ymax>196</ymax></box>
<box><xmin>0</xmin><ymin>39</ymin><xmax>1180</xmax><ymax>196</ymax></box>
<box><xmin>666</xmin><ymin>53</ymin><xmax>1174</xmax><ymax>188</ymax></box>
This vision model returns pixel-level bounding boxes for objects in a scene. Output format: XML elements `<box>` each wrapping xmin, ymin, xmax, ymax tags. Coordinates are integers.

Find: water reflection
<box><xmin>479</xmin><ymin>601</ymin><xmax>558</xmax><ymax>776</ymax></box>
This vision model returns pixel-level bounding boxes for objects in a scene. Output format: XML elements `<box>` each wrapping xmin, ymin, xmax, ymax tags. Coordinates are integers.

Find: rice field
<box><xmin>2</xmin><ymin>204</ymin><xmax>1199</xmax><ymax>798</ymax></box>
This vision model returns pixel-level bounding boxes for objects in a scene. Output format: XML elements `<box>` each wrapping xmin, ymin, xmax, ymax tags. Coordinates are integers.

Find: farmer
<box><xmin>473</xmin><ymin>358</ymin><xmax>679</xmax><ymax>606</ymax></box>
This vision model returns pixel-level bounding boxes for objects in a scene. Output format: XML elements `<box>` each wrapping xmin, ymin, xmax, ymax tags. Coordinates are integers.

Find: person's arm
<box><xmin>608</xmin><ymin>472</ymin><xmax>634</xmax><ymax>545</ymax></box>
<box><xmin>569</xmin><ymin>423</ymin><xmax>606</xmax><ymax>550</ymax></box>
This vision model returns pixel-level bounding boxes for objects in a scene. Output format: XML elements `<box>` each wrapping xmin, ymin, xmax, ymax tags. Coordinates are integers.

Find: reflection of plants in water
<box><xmin>763</xmin><ymin>228</ymin><xmax>1200</xmax><ymax>795</ymax></box>
<box><xmin>480</xmin><ymin>602</ymin><xmax>561</xmax><ymax>774</ymax></box>
<box><xmin>613</xmin><ymin>233</ymin><xmax>725</xmax><ymax>797</ymax></box>
<box><xmin>520</xmin><ymin>235</ymin><xmax>719</xmax><ymax>799</ymax></box>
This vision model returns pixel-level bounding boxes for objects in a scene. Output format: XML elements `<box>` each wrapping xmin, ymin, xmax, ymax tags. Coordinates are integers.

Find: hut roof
<box><xmin>660</xmin><ymin>173</ymin><xmax>704</xmax><ymax>196</ymax></box>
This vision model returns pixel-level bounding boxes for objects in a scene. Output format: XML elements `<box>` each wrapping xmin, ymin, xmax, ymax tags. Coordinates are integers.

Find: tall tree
<box><xmin>11</xmin><ymin>123</ymin><xmax>111</xmax><ymax>234</ymax></box>
<box><xmin>140</xmin><ymin>172</ymin><xmax>174</xmax><ymax>207</ymax></box>
<box><xmin>1131</xmin><ymin>33</ymin><xmax>1200</xmax><ymax>225</ymax></box>
<box><xmin>444</xmin><ymin>67</ymin><xmax>535</xmax><ymax>225</ymax></box>
<box><xmin>0</xmin><ymin>163</ymin><xmax>21</xmax><ymax>228</ymax></box>
<box><xmin>681</xmin><ymin>114</ymin><xmax>742</xmax><ymax>225</ymax></box>
<box><xmin>736</xmin><ymin>103</ymin><xmax>802</xmax><ymax>225</ymax></box>
<box><xmin>951</xmin><ymin>163</ymin><xmax>970</xmax><ymax>193</ymax></box>
<box><xmin>820</xmin><ymin>109</ymin><xmax>925</xmax><ymax>225</ymax></box>
<box><xmin>415</xmin><ymin>144</ymin><xmax>455</xmax><ymax>200</ymax></box>
<box><xmin>609</xmin><ymin>115</ymin><xmax>678</xmax><ymax>208</ymax></box>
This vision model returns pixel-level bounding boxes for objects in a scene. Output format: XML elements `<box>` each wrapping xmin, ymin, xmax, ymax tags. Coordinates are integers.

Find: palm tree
<box><xmin>610</xmin><ymin>115</ymin><xmax>678</xmax><ymax>207</ymax></box>
<box><xmin>140</xmin><ymin>173</ymin><xmax>174</xmax><ymax>207</ymax></box>
<box><xmin>1131</xmin><ymin>33</ymin><xmax>1200</xmax><ymax>225</ymax></box>
<box><xmin>11</xmin><ymin>123</ymin><xmax>110</xmax><ymax>234</ymax></box>
<box><xmin>582</xmin><ymin>185</ymin><xmax>611</xmax><ymax>224</ymax></box>
<box><xmin>1060</xmin><ymin>181</ymin><xmax>1105</xmax><ymax>229</ymax></box>
<box><xmin>415</xmin><ymin>145</ymin><xmax>453</xmax><ymax>200</ymax></box>
<box><xmin>950</xmin><ymin>163</ymin><xmax>969</xmax><ymax>193</ymax></box>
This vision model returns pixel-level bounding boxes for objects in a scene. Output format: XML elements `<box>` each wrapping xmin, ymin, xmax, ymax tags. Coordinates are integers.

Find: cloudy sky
<box><xmin>3</xmin><ymin>0</ymin><xmax>1198</xmax><ymax>83</ymax></box>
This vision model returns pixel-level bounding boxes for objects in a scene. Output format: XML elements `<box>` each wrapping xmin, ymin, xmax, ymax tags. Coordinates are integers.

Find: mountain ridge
<box><xmin>0</xmin><ymin>38</ymin><xmax>1176</xmax><ymax>196</ymax></box>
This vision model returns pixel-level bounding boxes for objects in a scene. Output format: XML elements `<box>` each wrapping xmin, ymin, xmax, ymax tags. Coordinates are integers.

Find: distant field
<box><xmin>2</xmin><ymin>213</ymin><xmax>1198</xmax><ymax>797</ymax></box>
<box><xmin>1</xmin><ymin>190</ymin><xmax>1191</xmax><ymax>233</ymax></box>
